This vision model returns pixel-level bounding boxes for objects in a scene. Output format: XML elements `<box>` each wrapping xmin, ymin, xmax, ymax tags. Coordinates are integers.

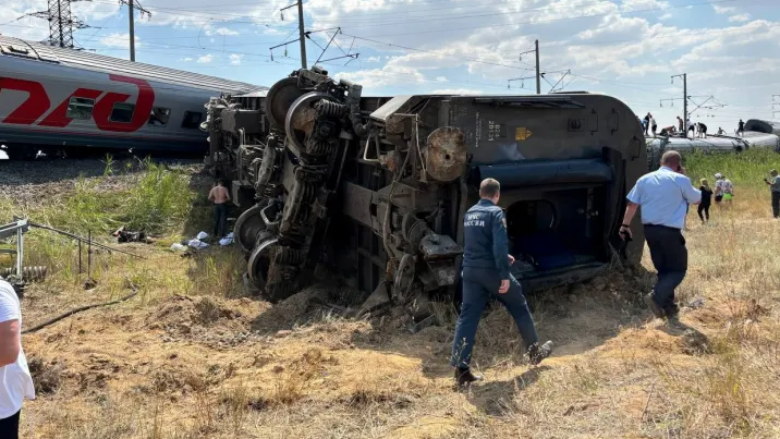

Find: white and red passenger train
<box><xmin>0</xmin><ymin>35</ymin><xmax>265</xmax><ymax>159</ymax></box>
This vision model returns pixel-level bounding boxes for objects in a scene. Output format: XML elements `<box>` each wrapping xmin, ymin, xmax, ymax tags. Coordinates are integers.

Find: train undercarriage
<box><xmin>204</xmin><ymin>67</ymin><xmax>647</xmax><ymax>313</ymax></box>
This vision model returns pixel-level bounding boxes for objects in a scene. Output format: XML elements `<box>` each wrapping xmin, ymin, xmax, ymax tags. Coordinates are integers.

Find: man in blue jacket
<box><xmin>451</xmin><ymin>178</ymin><xmax>553</xmax><ymax>387</ymax></box>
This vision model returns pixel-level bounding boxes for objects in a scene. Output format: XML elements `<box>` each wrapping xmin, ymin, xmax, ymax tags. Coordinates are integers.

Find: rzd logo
<box><xmin>0</xmin><ymin>74</ymin><xmax>155</xmax><ymax>133</ymax></box>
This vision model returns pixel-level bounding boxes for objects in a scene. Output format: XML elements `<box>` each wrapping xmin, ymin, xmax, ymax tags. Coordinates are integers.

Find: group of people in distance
<box><xmin>692</xmin><ymin>170</ymin><xmax>780</xmax><ymax>224</ymax></box>
<box><xmin>694</xmin><ymin>173</ymin><xmax>733</xmax><ymax>224</ymax></box>
<box><xmin>640</xmin><ymin>113</ymin><xmax>747</xmax><ymax>139</ymax></box>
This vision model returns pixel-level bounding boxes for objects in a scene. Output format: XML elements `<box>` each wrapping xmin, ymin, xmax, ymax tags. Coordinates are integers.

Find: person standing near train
<box><xmin>208</xmin><ymin>180</ymin><xmax>231</xmax><ymax>239</ymax></box>
<box><xmin>698</xmin><ymin>179</ymin><xmax>713</xmax><ymax>223</ymax></box>
<box><xmin>0</xmin><ymin>279</ymin><xmax>35</xmax><ymax>439</ymax></box>
<box><xmin>714</xmin><ymin>173</ymin><xmax>734</xmax><ymax>207</ymax></box>
<box><xmin>764</xmin><ymin>169</ymin><xmax>780</xmax><ymax>219</ymax></box>
<box><xmin>450</xmin><ymin>178</ymin><xmax>553</xmax><ymax>387</ymax></box>
<box><xmin>619</xmin><ymin>151</ymin><xmax>700</xmax><ymax>329</ymax></box>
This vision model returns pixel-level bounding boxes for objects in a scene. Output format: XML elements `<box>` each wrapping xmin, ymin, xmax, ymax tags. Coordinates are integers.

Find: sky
<box><xmin>1</xmin><ymin>0</ymin><xmax>779</xmax><ymax>132</ymax></box>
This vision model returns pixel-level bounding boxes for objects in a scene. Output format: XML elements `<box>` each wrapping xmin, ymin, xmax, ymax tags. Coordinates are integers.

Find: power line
<box><xmin>321</xmin><ymin>0</ymin><xmax>742</xmax><ymax>36</ymax></box>
<box><xmin>86</xmin><ymin>43</ymin><xmax>513</xmax><ymax>90</ymax></box>
<box><xmin>76</xmin><ymin>0</ymin><xmax>739</xmax><ymax>35</ymax></box>
<box><xmin>339</xmin><ymin>33</ymin><xmax>533</xmax><ymax>72</ymax></box>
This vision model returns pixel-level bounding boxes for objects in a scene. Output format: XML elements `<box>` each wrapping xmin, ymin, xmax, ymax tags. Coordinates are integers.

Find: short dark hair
<box><xmin>479</xmin><ymin>178</ymin><xmax>500</xmax><ymax>198</ymax></box>
<box><xmin>660</xmin><ymin>150</ymin><xmax>681</xmax><ymax>168</ymax></box>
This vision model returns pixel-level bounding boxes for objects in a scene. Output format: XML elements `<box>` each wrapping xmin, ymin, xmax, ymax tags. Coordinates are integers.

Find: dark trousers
<box><xmin>214</xmin><ymin>203</ymin><xmax>228</xmax><ymax>238</ymax></box>
<box><xmin>697</xmin><ymin>203</ymin><xmax>710</xmax><ymax>221</ymax></box>
<box><xmin>772</xmin><ymin>192</ymin><xmax>780</xmax><ymax>218</ymax></box>
<box><xmin>0</xmin><ymin>410</ymin><xmax>20</xmax><ymax>439</ymax></box>
<box><xmin>451</xmin><ymin>267</ymin><xmax>538</xmax><ymax>369</ymax></box>
<box><xmin>644</xmin><ymin>225</ymin><xmax>687</xmax><ymax>317</ymax></box>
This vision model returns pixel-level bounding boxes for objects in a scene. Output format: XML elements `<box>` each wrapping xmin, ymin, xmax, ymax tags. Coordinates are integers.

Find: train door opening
<box><xmin>504</xmin><ymin>186</ymin><xmax>607</xmax><ymax>282</ymax></box>
<box><xmin>472</xmin><ymin>151</ymin><xmax>626</xmax><ymax>291</ymax></box>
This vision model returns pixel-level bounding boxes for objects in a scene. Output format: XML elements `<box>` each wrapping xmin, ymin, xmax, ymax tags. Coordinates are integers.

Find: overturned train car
<box><xmin>204</xmin><ymin>68</ymin><xmax>647</xmax><ymax>308</ymax></box>
<box><xmin>645</xmin><ymin>118</ymin><xmax>780</xmax><ymax>170</ymax></box>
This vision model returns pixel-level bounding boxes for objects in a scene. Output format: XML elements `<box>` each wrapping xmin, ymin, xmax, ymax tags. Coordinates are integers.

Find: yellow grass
<box><xmin>3</xmin><ymin>153</ymin><xmax>780</xmax><ymax>439</ymax></box>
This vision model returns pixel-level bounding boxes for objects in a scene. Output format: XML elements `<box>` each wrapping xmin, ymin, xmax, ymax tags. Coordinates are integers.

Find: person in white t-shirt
<box><xmin>0</xmin><ymin>280</ymin><xmax>35</xmax><ymax>439</ymax></box>
<box><xmin>714</xmin><ymin>173</ymin><xmax>734</xmax><ymax>207</ymax></box>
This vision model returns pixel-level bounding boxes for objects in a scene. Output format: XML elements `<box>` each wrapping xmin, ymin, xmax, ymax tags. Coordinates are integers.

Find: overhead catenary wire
<box><xmin>75</xmin><ymin>0</ymin><xmax>748</xmax><ymax>40</ymax></box>
<box><xmin>303</xmin><ymin>0</ymin><xmax>745</xmax><ymax>28</ymax></box>
<box><xmin>314</xmin><ymin>0</ymin><xmax>745</xmax><ymax>37</ymax></box>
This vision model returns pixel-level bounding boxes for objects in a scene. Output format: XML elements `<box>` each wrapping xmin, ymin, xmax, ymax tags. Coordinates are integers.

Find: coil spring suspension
<box><xmin>315</xmin><ymin>100</ymin><xmax>348</xmax><ymax>118</ymax></box>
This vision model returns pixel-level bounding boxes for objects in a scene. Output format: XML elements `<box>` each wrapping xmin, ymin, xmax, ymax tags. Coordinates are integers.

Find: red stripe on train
<box><xmin>0</xmin><ymin>74</ymin><xmax>156</xmax><ymax>133</ymax></box>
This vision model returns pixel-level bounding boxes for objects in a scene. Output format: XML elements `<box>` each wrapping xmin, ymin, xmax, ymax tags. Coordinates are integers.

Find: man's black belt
<box><xmin>643</xmin><ymin>224</ymin><xmax>681</xmax><ymax>231</ymax></box>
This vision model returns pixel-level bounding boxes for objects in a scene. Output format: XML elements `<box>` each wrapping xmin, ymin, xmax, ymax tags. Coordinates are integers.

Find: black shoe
<box><xmin>454</xmin><ymin>368</ymin><xmax>482</xmax><ymax>387</ymax></box>
<box><xmin>527</xmin><ymin>341</ymin><xmax>553</xmax><ymax>365</ymax></box>
<box><xmin>644</xmin><ymin>293</ymin><xmax>665</xmax><ymax>319</ymax></box>
<box><xmin>665</xmin><ymin>314</ymin><xmax>688</xmax><ymax>332</ymax></box>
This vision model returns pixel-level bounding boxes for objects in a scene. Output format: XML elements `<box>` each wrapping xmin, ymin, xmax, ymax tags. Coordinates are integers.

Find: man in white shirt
<box><xmin>619</xmin><ymin>151</ymin><xmax>701</xmax><ymax>329</ymax></box>
<box><xmin>0</xmin><ymin>280</ymin><xmax>35</xmax><ymax>439</ymax></box>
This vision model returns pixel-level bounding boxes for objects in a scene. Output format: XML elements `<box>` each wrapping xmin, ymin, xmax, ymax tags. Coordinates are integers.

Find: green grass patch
<box><xmin>1</xmin><ymin>157</ymin><xmax>197</xmax><ymax>238</ymax></box>
<box><xmin>121</xmin><ymin>158</ymin><xmax>195</xmax><ymax>235</ymax></box>
<box><xmin>683</xmin><ymin>149</ymin><xmax>780</xmax><ymax>192</ymax></box>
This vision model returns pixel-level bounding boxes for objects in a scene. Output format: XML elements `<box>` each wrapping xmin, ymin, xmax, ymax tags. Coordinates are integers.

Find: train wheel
<box><xmin>234</xmin><ymin>203</ymin><xmax>268</xmax><ymax>255</ymax></box>
<box><xmin>247</xmin><ymin>236</ymin><xmax>277</xmax><ymax>291</ymax></box>
<box><xmin>266</xmin><ymin>76</ymin><xmax>305</xmax><ymax>130</ymax></box>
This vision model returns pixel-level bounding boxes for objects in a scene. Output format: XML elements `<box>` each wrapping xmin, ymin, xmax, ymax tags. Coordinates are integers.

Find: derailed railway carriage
<box><xmin>204</xmin><ymin>67</ymin><xmax>647</xmax><ymax>309</ymax></box>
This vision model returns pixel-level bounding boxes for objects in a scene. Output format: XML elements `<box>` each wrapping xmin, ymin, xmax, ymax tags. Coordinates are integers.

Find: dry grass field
<box><xmin>2</xmin><ymin>150</ymin><xmax>780</xmax><ymax>439</ymax></box>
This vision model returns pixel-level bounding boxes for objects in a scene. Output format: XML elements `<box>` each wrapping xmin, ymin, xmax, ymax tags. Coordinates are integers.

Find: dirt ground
<box><xmin>6</xmin><ymin>168</ymin><xmax>780</xmax><ymax>439</ymax></box>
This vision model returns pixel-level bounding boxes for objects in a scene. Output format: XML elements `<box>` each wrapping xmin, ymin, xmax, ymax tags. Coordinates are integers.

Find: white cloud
<box><xmin>71</xmin><ymin>1</ymin><xmax>122</xmax><ymax>21</ymax></box>
<box><xmin>431</xmin><ymin>88</ymin><xmax>484</xmax><ymax>95</ymax></box>
<box><xmin>230</xmin><ymin>54</ymin><xmax>243</xmax><ymax>65</ymax></box>
<box><xmin>215</xmin><ymin>27</ymin><xmax>240</xmax><ymax>36</ymax></box>
<box><xmin>435</xmin><ymin>76</ymin><xmax>448</xmax><ymax>83</ymax></box>
<box><xmin>98</xmin><ymin>33</ymin><xmax>141</xmax><ymax>49</ymax></box>
<box><xmin>335</xmin><ymin>65</ymin><xmax>427</xmax><ymax>88</ymax></box>
<box><xmin>197</xmin><ymin>54</ymin><xmax>214</xmax><ymax>63</ymax></box>
<box><xmin>713</xmin><ymin>5</ymin><xmax>736</xmax><ymax>14</ymax></box>
<box><xmin>180</xmin><ymin>57</ymin><xmax>194</xmax><ymax>62</ymax></box>
<box><xmin>365</xmin><ymin>56</ymin><xmax>381</xmax><ymax>63</ymax></box>
<box><xmin>728</xmin><ymin>14</ymin><xmax>751</xmax><ymax>23</ymax></box>
<box><xmin>620</xmin><ymin>0</ymin><xmax>669</xmax><ymax>13</ymax></box>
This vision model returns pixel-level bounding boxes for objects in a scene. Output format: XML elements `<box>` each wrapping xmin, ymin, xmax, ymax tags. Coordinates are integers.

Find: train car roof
<box><xmin>0</xmin><ymin>36</ymin><xmax>266</xmax><ymax>95</ymax></box>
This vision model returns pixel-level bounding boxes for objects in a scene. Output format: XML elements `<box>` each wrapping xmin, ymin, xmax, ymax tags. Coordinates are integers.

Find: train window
<box><xmin>182</xmin><ymin>111</ymin><xmax>203</xmax><ymax>129</ymax></box>
<box><xmin>66</xmin><ymin>97</ymin><xmax>95</xmax><ymax>120</ymax></box>
<box><xmin>148</xmin><ymin>107</ymin><xmax>171</xmax><ymax>127</ymax></box>
<box><xmin>110</xmin><ymin>103</ymin><xmax>135</xmax><ymax>123</ymax></box>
